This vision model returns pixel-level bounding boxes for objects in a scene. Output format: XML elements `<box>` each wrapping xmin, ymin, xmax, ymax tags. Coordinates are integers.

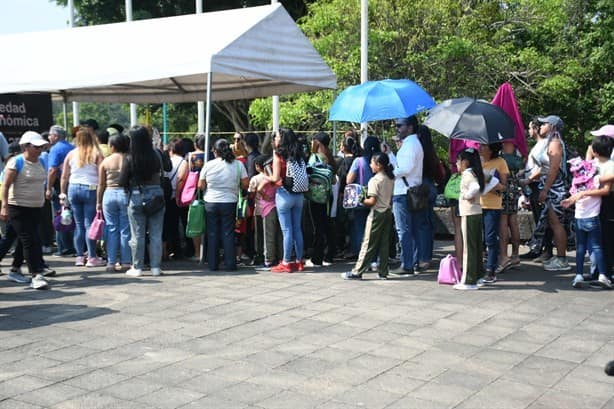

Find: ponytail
<box><xmin>213</xmin><ymin>139</ymin><xmax>235</xmax><ymax>163</ymax></box>
<box><xmin>372</xmin><ymin>152</ymin><xmax>394</xmax><ymax>180</ymax></box>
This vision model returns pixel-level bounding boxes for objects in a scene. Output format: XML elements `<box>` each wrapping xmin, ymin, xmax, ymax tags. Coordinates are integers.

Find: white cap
<box><xmin>590</xmin><ymin>125</ymin><xmax>614</xmax><ymax>138</ymax></box>
<box><xmin>19</xmin><ymin>131</ymin><xmax>48</xmax><ymax>147</ymax></box>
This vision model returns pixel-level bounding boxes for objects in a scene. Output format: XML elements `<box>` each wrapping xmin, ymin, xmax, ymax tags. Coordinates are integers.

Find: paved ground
<box><xmin>1</xmin><ymin>241</ymin><xmax>614</xmax><ymax>409</ymax></box>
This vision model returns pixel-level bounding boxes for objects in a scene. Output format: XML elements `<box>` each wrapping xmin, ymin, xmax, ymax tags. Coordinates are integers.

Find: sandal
<box><xmin>495</xmin><ymin>259</ymin><xmax>512</xmax><ymax>274</ymax></box>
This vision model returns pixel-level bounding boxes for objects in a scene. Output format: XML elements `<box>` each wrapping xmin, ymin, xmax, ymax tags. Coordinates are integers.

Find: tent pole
<box><xmin>162</xmin><ymin>103</ymin><xmax>168</xmax><ymax>144</ymax></box>
<box><xmin>204</xmin><ymin>71</ymin><xmax>212</xmax><ymax>159</ymax></box>
<box><xmin>271</xmin><ymin>0</ymin><xmax>280</xmax><ymax>133</ymax></box>
<box><xmin>200</xmin><ymin>70</ymin><xmax>213</xmax><ymax>266</ymax></box>
<box><xmin>62</xmin><ymin>102</ymin><xmax>68</xmax><ymax>130</ymax></box>
<box><xmin>196</xmin><ymin>0</ymin><xmax>205</xmax><ymax>133</ymax></box>
<box><xmin>68</xmin><ymin>0</ymin><xmax>79</xmax><ymax>127</ymax></box>
<box><xmin>126</xmin><ymin>0</ymin><xmax>137</xmax><ymax>126</ymax></box>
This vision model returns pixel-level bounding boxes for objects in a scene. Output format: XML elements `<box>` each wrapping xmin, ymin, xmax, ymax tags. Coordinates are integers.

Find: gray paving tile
<box><xmin>503</xmin><ymin>356</ymin><xmax>576</xmax><ymax>387</ymax></box>
<box><xmin>135</xmin><ymin>386</ymin><xmax>204</xmax><ymax>409</ymax></box>
<box><xmin>332</xmin><ymin>385</ymin><xmax>403</xmax><ymax>409</ymax></box>
<box><xmin>49</xmin><ymin>391</ymin><xmax>121</xmax><ymax>409</ymax></box>
<box><xmin>0</xmin><ymin>399</ymin><xmax>44</xmax><ymax>409</ymax></box>
<box><xmin>14</xmin><ymin>383</ymin><xmax>87</xmax><ymax>407</ymax></box>
<box><xmin>63</xmin><ymin>369</ymin><xmax>128</xmax><ymax>391</ymax></box>
<box><xmin>0</xmin><ymin>375</ymin><xmax>54</xmax><ymax>399</ymax></box>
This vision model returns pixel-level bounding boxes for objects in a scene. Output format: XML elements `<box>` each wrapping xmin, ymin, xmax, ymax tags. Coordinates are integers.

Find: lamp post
<box><xmin>126</xmin><ymin>0</ymin><xmax>137</xmax><ymax>126</ymax></box>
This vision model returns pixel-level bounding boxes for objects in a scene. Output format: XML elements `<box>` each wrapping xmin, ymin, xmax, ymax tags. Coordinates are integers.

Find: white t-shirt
<box><xmin>392</xmin><ymin>134</ymin><xmax>424</xmax><ymax>196</ymax></box>
<box><xmin>200</xmin><ymin>158</ymin><xmax>247</xmax><ymax>203</ymax></box>
<box><xmin>166</xmin><ymin>155</ymin><xmax>184</xmax><ymax>197</ymax></box>
<box><xmin>575</xmin><ymin>174</ymin><xmax>602</xmax><ymax>219</ymax></box>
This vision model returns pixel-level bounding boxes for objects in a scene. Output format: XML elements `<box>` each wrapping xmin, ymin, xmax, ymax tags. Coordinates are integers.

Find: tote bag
<box><xmin>185</xmin><ymin>191</ymin><xmax>206</xmax><ymax>238</ymax></box>
<box><xmin>87</xmin><ymin>211</ymin><xmax>105</xmax><ymax>241</ymax></box>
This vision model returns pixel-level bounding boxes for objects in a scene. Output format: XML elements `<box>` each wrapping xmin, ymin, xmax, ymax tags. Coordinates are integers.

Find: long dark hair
<box><xmin>129</xmin><ymin>125</ymin><xmax>160</xmax><ymax>183</ymax></box>
<box><xmin>372</xmin><ymin>152</ymin><xmax>394</xmax><ymax>180</ymax></box>
<box><xmin>458</xmin><ymin>148</ymin><xmax>485</xmax><ymax>192</ymax></box>
<box><xmin>362</xmin><ymin>136</ymin><xmax>381</xmax><ymax>164</ymax></box>
<box><xmin>343</xmin><ymin>135</ymin><xmax>361</xmax><ymax>157</ymax></box>
<box><xmin>213</xmin><ymin>139</ymin><xmax>235</xmax><ymax>163</ymax></box>
<box><xmin>276</xmin><ymin>128</ymin><xmax>305</xmax><ymax>163</ymax></box>
<box><xmin>417</xmin><ymin>125</ymin><xmax>438</xmax><ymax>179</ymax></box>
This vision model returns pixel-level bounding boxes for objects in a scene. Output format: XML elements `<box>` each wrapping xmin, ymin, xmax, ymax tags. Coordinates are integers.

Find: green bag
<box><xmin>185</xmin><ymin>190</ymin><xmax>205</xmax><ymax>238</ymax></box>
<box><xmin>444</xmin><ymin>173</ymin><xmax>461</xmax><ymax>200</ymax></box>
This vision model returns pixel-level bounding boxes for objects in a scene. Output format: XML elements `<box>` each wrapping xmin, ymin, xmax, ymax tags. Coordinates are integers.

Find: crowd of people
<box><xmin>1</xmin><ymin>116</ymin><xmax>613</xmax><ymax>291</ymax></box>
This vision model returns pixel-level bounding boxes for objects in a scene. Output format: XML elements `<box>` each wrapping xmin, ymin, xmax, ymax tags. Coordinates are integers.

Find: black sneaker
<box><xmin>390</xmin><ymin>267</ymin><xmax>415</xmax><ymax>277</ymax></box>
<box><xmin>39</xmin><ymin>267</ymin><xmax>56</xmax><ymax>277</ymax></box>
<box><xmin>341</xmin><ymin>272</ymin><xmax>362</xmax><ymax>280</ymax></box>
<box><xmin>519</xmin><ymin>250</ymin><xmax>540</xmax><ymax>260</ymax></box>
<box><xmin>483</xmin><ymin>273</ymin><xmax>497</xmax><ymax>283</ymax></box>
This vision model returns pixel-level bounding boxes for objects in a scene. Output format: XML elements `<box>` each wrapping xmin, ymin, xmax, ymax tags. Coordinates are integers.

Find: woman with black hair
<box><xmin>264</xmin><ymin>128</ymin><xmax>308</xmax><ymax>273</ymax></box>
<box><xmin>119</xmin><ymin>125</ymin><xmax>169</xmax><ymax>277</ymax></box>
<box><xmin>97</xmin><ymin>132</ymin><xmax>131</xmax><ymax>272</ymax></box>
<box><xmin>306</xmin><ymin>132</ymin><xmax>336</xmax><ymax>268</ymax></box>
<box><xmin>198</xmin><ymin>139</ymin><xmax>248</xmax><ymax>271</ymax></box>
<box><xmin>345</xmin><ymin>136</ymin><xmax>380</xmax><ymax>259</ymax></box>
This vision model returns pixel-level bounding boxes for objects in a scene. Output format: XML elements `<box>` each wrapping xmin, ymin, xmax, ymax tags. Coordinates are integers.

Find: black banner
<box><xmin>0</xmin><ymin>93</ymin><xmax>53</xmax><ymax>141</ymax></box>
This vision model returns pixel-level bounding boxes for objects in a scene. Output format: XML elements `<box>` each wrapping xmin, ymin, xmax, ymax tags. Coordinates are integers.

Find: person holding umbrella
<box><xmin>386</xmin><ymin>116</ymin><xmax>424</xmax><ymax>276</ymax></box>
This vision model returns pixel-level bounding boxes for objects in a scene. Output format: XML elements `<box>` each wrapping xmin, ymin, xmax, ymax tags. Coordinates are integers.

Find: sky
<box><xmin>0</xmin><ymin>0</ymin><xmax>69</xmax><ymax>35</ymax></box>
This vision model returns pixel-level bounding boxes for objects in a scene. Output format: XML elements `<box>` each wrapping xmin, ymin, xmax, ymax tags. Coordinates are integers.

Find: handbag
<box><xmin>178</xmin><ymin>153</ymin><xmax>199</xmax><ymax>207</ymax></box>
<box><xmin>236</xmin><ymin>162</ymin><xmax>248</xmax><ymax>219</ymax></box>
<box><xmin>185</xmin><ymin>190</ymin><xmax>206</xmax><ymax>238</ymax></box>
<box><xmin>142</xmin><ymin>194</ymin><xmax>165</xmax><ymax>216</ymax></box>
<box><xmin>87</xmin><ymin>210</ymin><xmax>105</xmax><ymax>240</ymax></box>
<box><xmin>403</xmin><ymin>177</ymin><xmax>429</xmax><ymax>212</ymax></box>
<box><xmin>53</xmin><ymin>206</ymin><xmax>75</xmax><ymax>232</ymax></box>
<box><xmin>437</xmin><ymin>254</ymin><xmax>461</xmax><ymax>285</ymax></box>
<box><xmin>443</xmin><ymin>173</ymin><xmax>461</xmax><ymax>200</ymax></box>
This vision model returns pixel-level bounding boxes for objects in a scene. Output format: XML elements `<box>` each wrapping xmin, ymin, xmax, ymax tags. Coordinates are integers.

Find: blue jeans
<box><xmin>482</xmin><ymin>209</ymin><xmax>501</xmax><ymax>272</ymax></box>
<box><xmin>276</xmin><ymin>187</ymin><xmax>304</xmax><ymax>262</ymax></box>
<box><xmin>392</xmin><ymin>194</ymin><xmax>416</xmax><ymax>270</ymax></box>
<box><xmin>576</xmin><ymin>216</ymin><xmax>606</xmax><ymax>277</ymax></box>
<box><xmin>103</xmin><ymin>188</ymin><xmax>131</xmax><ymax>265</ymax></box>
<box><xmin>205</xmin><ymin>202</ymin><xmax>237</xmax><ymax>271</ymax></box>
<box><xmin>414</xmin><ymin>178</ymin><xmax>437</xmax><ymax>264</ymax></box>
<box><xmin>127</xmin><ymin>185</ymin><xmax>165</xmax><ymax>270</ymax></box>
<box><xmin>68</xmin><ymin>184</ymin><xmax>97</xmax><ymax>258</ymax></box>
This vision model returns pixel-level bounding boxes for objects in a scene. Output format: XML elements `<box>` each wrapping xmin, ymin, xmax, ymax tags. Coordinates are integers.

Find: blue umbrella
<box><xmin>328</xmin><ymin>79</ymin><xmax>435</xmax><ymax>123</ymax></box>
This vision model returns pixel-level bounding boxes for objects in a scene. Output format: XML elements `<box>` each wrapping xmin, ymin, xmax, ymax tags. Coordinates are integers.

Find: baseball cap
<box><xmin>313</xmin><ymin>132</ymin><xmax>330</xmax><ymax>146</ymax></box>
<box><xmin>19</xmin><ymin>131</ymin><xmax>49</xmax><ymax>147</ymax></box>
<box><xmin>537</xmin><ymin>115</ymin><xmax>563</xmax><ymax>130</ymax></box>
<box><xmin>81</xmin><ymin>118</ymin><xmax>99</xmax><ymax>130</ymax></box>
<box><xmin>590</xmin><ymin>124</ymin><xmax>614</xmax><ymax>138</ymax></box>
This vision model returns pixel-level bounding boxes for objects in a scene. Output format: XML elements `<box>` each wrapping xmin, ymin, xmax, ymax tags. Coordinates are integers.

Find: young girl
<box><xmin>455</xmin><ymin>148</ymin><xmax>486</xmax><ymax>290</ymax></box>
<box><xmin>341</xmin><ymin>153</ymin><xmax>394</xmax><ymax>280</ymax></box>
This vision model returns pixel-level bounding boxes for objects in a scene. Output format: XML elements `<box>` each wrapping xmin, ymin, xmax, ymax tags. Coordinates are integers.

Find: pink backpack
<box><xmin>438</xmin><ymin>254</ymin><xmax>461</xmax><ymax>285</ymax></box>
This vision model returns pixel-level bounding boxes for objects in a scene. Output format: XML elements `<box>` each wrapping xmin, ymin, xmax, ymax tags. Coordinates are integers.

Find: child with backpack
<box><xmin>341</xmin><ymin>153</ymin><xmax>394</xmax><ymax>280</ymax></box>
<box><xmin>454</xmin><ymin>148</ymin><xmax>486</xmax><ymax>290</ymax></box>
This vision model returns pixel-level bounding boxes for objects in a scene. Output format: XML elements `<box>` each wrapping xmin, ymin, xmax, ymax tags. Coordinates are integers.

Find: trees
<box><xmin>250</xmin><ymin>0</ymin><xmax>613</xmax><ymax>151</ymax></box>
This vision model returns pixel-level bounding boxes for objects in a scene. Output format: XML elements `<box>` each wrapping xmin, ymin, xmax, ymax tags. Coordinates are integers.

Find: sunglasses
<box><xmin>395</xmin><ymin>123</ymin><xmax>405</xmax><ymax>128</ymax></box>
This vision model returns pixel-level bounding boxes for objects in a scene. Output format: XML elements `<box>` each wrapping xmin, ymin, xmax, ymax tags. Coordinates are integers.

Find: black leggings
<box><xmin>8</xmin><ymin>205</ymin><xmax>43</xmax><ymax>274</ymax></box>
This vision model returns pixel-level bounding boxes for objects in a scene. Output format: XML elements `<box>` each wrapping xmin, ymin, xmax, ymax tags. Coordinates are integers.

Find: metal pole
<box><xmin>68</xmin><ymin>0</ymin><xmax>79</xmax><ymax>127</ymax></box>
<box><xmin>204</xmin><ymin>71</ymin><xmax>213</xmax><ymax>159</ymax></box>
<box><xmin>196</xmin><ymin>0</ymin><xmax>205</xmax><ymax>133</ymax></box>
<box><xmin>162</xmin><ymin>103</ymin><xmax>168</xmax><ymax>144</ymax></box>
<box><xmin>271</xmin><ymin>0</ymin><xmax>280</xmax><ymax>133</ymax></box>
<box><xmin>62</xmin><ymin>103</ymin><xmax>67</xmax><ymax>130</ymax></box>
<box><xmin>126</xmin><ymin>0</ymin><xmax>137</xmax><ymax>126</ymax></box>
<box><xmin>360</xmin><ymin>0</ymin><xmax>368</xmax><ymax>144</ymax></box>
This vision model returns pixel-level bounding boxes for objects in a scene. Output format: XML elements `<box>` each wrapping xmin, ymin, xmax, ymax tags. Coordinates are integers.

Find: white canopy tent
<box><xmin>1</xmin><ymin>3</ymin><xmax>336</xmax><ymax>151</ymax></box>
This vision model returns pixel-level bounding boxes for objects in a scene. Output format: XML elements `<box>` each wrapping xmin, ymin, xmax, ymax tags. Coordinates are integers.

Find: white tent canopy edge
<box><xmin>0</xmin><ymin>4</ymin><xmax>336</xmax><ymax>104</ymax></box>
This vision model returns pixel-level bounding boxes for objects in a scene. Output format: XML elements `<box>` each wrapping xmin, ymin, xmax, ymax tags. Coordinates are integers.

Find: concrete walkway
<box><xmin>1</xmin><ymin>241</ymin><xmax>613</xmax><ymax>409</ymax></box>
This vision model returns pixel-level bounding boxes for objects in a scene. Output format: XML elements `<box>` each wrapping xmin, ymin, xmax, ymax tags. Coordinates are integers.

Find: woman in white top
<box><xmin>198</xmin><ymin>139</ymin><xmax>248</xmax><ymax>271</ymax></box>
<box><xmin>61</xmin><ymin>128</ymin><xmax>104</xmax><ymax>267</ymax></box>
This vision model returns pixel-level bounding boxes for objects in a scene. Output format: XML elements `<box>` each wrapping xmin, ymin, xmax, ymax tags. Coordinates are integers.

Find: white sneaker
<box><xmin>305</xmin><ymin>260</ymin><xmax>322</xmax><ymax>268</ymax></box>
<box><xmin>151</xmin><ymin>268</ymin><xmax>162</xmax><ymax>276</ymax></box>
<box><xmin>572</xmin><ymin>274</ymin><xmax>584</xmax><ymax>289</ymax></box>
<box><xmin>125</xmin><ymin>268</ymin><xmax>142</xmax><ymax>277</ymax></box>
<box><xmin>544</xmin><ymin>257</ymin><xmax>571</xmax><ymax>271</ymax></box>
<box><xmin>596</xmin><ymin>274</ymin><xmax>612</xmax><ymax>289</ymax></box>
<box><xmin>370</xmin><ymin>262</ymin><xmax>379</xmax><ymax>272</ymax></box>
<box><xmin>322</xmin><ymin>261</ymin><xmax>333</xmax><ymax>267</ymax></box>
<box><xmin>30</xmin><ymin>274</ymin><xmax>49</xmax><ymax>290</ymax></box>
<box><xmin>476</xmin><ymin>278</ymin><xmax>486</xmax><ymax>288</ymax></box>
<box><xmin>453</xmin><ymin>283</ymin><xmax>478</xmax><ymax>290</ymax></box>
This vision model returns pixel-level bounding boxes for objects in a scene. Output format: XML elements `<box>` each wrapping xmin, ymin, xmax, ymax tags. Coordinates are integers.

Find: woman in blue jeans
<box><xmin>97</xmin><ymin>132</ymin><xmax>131</xmax><ymax>272</ymax></box>
<box><xmin>264</xmin><ymin>128</ymin><xmax>308</xmax><ymax>273</ymax></box>
<box><xmin>119</xmin><ymin>126</ymin><xmax>171</xmax><ymax>277</ymax></box>
<box><xmin>198</xmin><ymin>139</ymin><xmax>248</xmax><ymax>271</ymax></box>
<box><xmin>60</xmin><ymin>128</ymin><xmax>104</xmax><ymax>267</ymax></box>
